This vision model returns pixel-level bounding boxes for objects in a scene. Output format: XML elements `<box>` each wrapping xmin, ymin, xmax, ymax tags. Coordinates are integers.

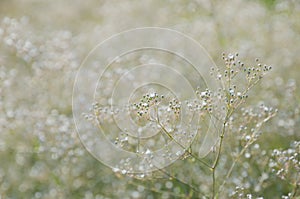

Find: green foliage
<box><xmin>0</xmin><ymin>0</ymin><xmax>299</xmax><ymax>198</ymax></box>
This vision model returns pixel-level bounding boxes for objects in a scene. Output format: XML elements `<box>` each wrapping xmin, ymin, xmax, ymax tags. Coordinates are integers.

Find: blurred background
<box><xmin>0</xmin><ymin>0</ymin><xmax>299</xmax><ymax>198</ymax></box>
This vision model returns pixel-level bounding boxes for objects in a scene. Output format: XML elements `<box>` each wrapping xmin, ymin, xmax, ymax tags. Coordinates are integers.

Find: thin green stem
<box><xmin>291</xmin><ymin>177</ymin><xmax>299</xmax><ymax>198</ymax></box>
<box><xmin>157</xmin><ymin>113</ymin><xmax>212</xmax><ymax>169</ymax></box>
<box><xmin>154</xmin><ymin>105</ymin><xmax>212</xmax><ymax>168</ymax></box>
<box><xmin>211</xmin><ymin>63</ymin><xmax>233</xmax><ymax>198</ymax></box>
<box><xmin>212</xmin><ymin>169</ymin><xmax>216</xmax><ymax>199</ymax></box>
<box><xmin>151</xmin><ymin>164</ymin><xmax>204</xmax><ymax>196</ymax></box>
<box><xmin>217</xmin><ymin>112</ymin><xmax>276</xmax><ymax>195</ymax></box>
<box><xmin>211</xmin><ymin>109</ymin><xmax>231</xmax><ymax>199</ymax></box>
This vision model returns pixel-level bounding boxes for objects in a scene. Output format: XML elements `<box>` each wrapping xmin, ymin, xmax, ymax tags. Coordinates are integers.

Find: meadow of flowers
<box><xmin>0</xmin><ymin>0</ymin><xmax>299</xmax><ymax>198</ymax></box>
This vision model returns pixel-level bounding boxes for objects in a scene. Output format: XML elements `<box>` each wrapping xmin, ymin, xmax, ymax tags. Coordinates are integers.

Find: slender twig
<box><xmin>211</xmin><ymin>115</ymin><xmax>228</xmax><ymax>199</ymax></box>
<box><xmin>217</xmin><ymin>113</ymin><xmax>276</xmax><ymax>195</ymax></box>
<box><xmin>152</xmin><ymin>164</ymin><xmax>203</xmax><ymax>196</ymax></box>
<box><xmin>292</xmin><ymin>183</ymin><xmax>299</xmax><ymax>198</ymax></box>
<box><xmin>153</xmin><ymin>105</ymin><xmax>212</xmax><ymax>168</ymax></box>
<box><xmin>211</xmin><ymin>62</ymin><xmax>234</xmax><ymax>199</ymax></box>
